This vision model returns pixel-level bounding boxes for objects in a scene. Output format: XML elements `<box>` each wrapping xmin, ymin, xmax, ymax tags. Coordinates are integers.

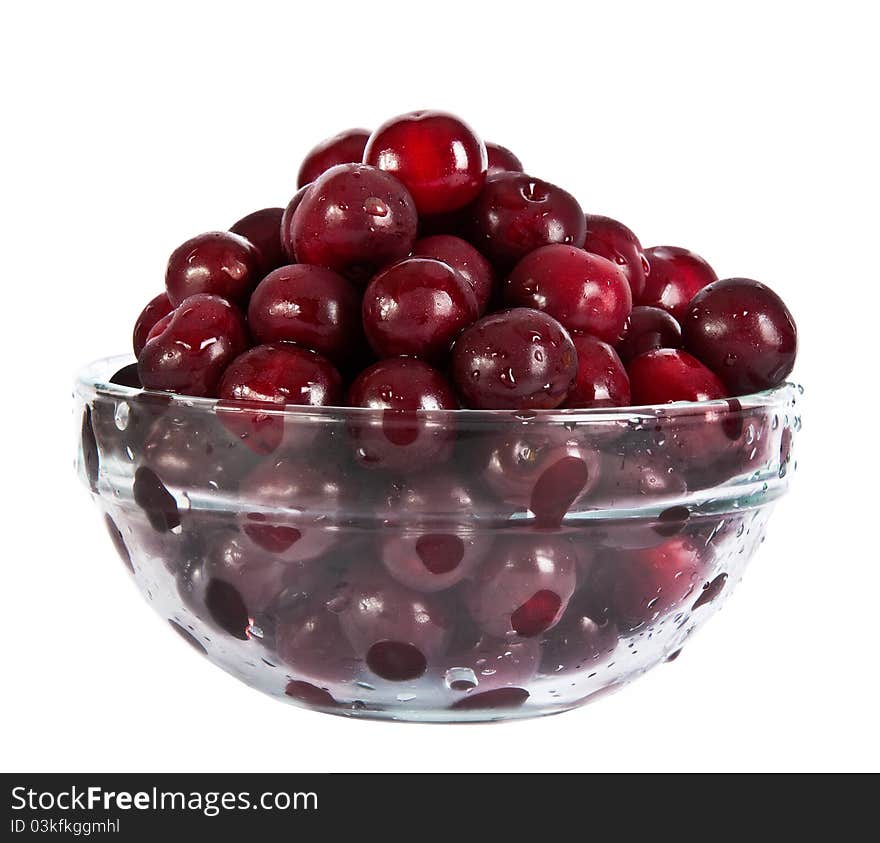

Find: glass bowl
<box><xmin>75</xmin><ymin>355</ymin><xmax>800</xmax><ymax>723</ymax></box>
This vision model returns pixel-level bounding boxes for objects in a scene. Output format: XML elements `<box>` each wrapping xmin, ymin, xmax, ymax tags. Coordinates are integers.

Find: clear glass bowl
<box><xmin>75</xmin><ymin>355</ymin><xmax>800</xmax><ymax>723</ymax></box>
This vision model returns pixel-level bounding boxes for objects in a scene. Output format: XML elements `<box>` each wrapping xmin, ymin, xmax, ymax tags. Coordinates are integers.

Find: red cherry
<box><xmin>450</xmin><ymin>308</ymin><xmax>577</xmax><ymax>410</ymax></box>
<box><xmin>583</xmin><ymin>214</ymin><xmax>649</xmax><ymax>301</ymax></box>
<box><xmin>564</xmin><ymin>334</ymin><xmax>630</xmax><ymax>408</ymax></box>
<box><xmin>289</xmin><ymin>163</ymin><xmax>417</xmax><ymax>284</ymax></box>
<box><xmin>469</xmin><ymin>172</ymin><xmax>586</xmax><ymax>268</ymax></box>
<box><xmin>280</xmin><ymin>184</ymin><xmax>311</xmax><ymax>260</ymax></box>
<box><xmin>412</xmin><ymin>235</ymin><xmax>495</xmax><ymax>314</ymax></box>
<box><xmin>297</xmin><ymin>128</ymin><xmax>370</xmax><ymax>188</ymax></box>
<box><xmin>463</xmin><ymin>535</ymin><xmax>577</xmax><ymax>638</ymax></box>
<box><xmin>346</xmin><ymin>358</ymin><xmax>458</xmax><ymax>472</ymax></box>
<box><xmin>362</xmin><ymin>258</ymin><xmax>478</xmax><ymax>363</ymax></box>
<box><xmin>505</xmin><ymin>245</ymin><xmax>631</xmax><ymax>342</ymax></box>
<box><xmin>378</xmin><ymin>472</ymin><xmax>490</xmax><ymax>592</ymax></box>
<box><xmin>616</xmin><ymin>305</ymin><xmax>682</xmax><ymax>364</ymax></box>
<box><xmin>165</xmin><ymin>231</ymin><xmax>263</xmax><ymax>307</ymax></box>
<box><xmin>137</xmin><ymin>293</ymin><xmax>248</xmax><ymax>397</ymax></box>
<box><xmin>628</xmin><ymin>349</ymin><xmax>728</xmax><ymax>404</ymax></box>
<box><xmin>230</xmin><ymin>207</ymin><xmax>288</xmax><ymax>273</ymax></box>
<box><xmin>485</xmin><ymin>142</ymin><xmax>524</xmax><ymax>176</ymax></box>
<box><xmin>364</xmin><ymin>110</ymin><xmax>487</xmax><ymax>215</ymax></box>
<box><xmin>132</xmin><ymin>292</ymin><xmax>174</xmax><ymax>356</ymax></box>
<box><xmin>247</xmin><ymin>264</ymin><xmax>362</xmax><ymax>366</ymax></box>
<box><xmin>639</xmin><ymin>246</ymin><xmax>718</xmax><ymax>321</ymax></box>
<box><xmin>683</xmin><ymin>278</ymin><xmax>797</xmax><ymax>393</ymax></box>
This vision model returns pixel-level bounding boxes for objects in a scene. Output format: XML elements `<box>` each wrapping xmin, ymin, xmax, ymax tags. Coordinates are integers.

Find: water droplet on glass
<box><xmin>114</xmin><ymin>401</ymin><xmax>130</xmax><ymax>430</ymax></box>
<box><xmin>445</xmin><ymin>667</ymin><xmax>478</xmax><ymax>691</ymax></box>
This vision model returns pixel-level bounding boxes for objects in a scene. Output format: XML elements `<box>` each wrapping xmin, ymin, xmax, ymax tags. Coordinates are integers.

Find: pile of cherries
<box><xmin>133</xmin><ymin>109</ymin><xmax>798</xmax><ymax>420</ymax></box>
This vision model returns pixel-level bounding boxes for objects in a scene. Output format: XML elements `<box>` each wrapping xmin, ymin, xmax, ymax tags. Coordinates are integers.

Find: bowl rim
<box><xmin>76</xmin><ymin>354</ymin><xmax>801</xmax><ymax>423</ymax></box>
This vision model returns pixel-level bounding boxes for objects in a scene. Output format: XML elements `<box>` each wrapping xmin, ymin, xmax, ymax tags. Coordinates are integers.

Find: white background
<box><xmin>2</xmin><ymin>1</ymin><xmax>878</xmax><ymax>772</ymax></box>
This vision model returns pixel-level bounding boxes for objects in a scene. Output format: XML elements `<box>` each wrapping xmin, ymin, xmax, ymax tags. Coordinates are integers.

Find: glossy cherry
<box><xmin>280</xmin><ymin>184</ymin><xmax>311</xmax><ymax>260</ymax></box>
<box><xmin>297</xmin><ymin>128</ymin><xmax>370</xmax><ymax>188</ymax></box>
<box><xmin>137</xmin><ymin>293</ymin><xmax>248</xmax><ymax>397</ymax></box>
<box><xmin>451</xmin><ymin>308</ymin><xmax>577</xmax><ymax>410</ymax></box>
<box><xmin>364</xmin><ymin>110</ymin><xmax>487</xmax><ymax>215</ymax></box>
<box><xmin>346</xmin><ymin>358</ymin><xmax>458</xmax><ymax>472</ymax></box>
<box><xmin>164</xmin><ymin>231</ymin><xmax>263</xmax><ymax>307</ymax></box>
<box><xmin>463</xmin><ymin>534</ymin><xmax>577</xmax><ymax>638</ymax></box>
<box><xmin>288</xmin><ymin>163</ymin><xmax>417</xmax><ymax>284</ymax></box>
<box><xmin>583</xmin><ymin>214</ymin><xmax>649</xmax><ymax>301</ymax></box>
<box><xmin>230</xmin><ymin>207</ymin><xmax>288</xmax><ymax>273</ymax></box>
<box><xmin>616</xmin><ymin>305</ymin><xmax>682</xmax><ymax>363</ymax></box>
<box><xmin>362</xmin><ymin>258</ymin><xmax>478</xmax><ymax>363</ymax></box>
<box><xmin>505</xmin><ymin>245</ymin><xmax>632</xmax><ymax>342</ymax></box>
<box><xmin>412</xmin><ymin>235</ymin><xmax>495</xmax><ymax>314</ymax></box>
<box><xmin>485</xmin><ymin>142</ymin><xmax>524</xmax><ymax>176</ymax></box>
<box><xmin>639</xmin><ymin>245</ymin><xmax>718</xmax><ymax>321</ymax></box>
<box><xmin>628</xmin><ymin>349</ymin><xmax>728</xmax><ymax>405</ymax></box>
<box><xmin>132</xmin><ymin>292</ymin><xmax>174</xmax><ymax>356</ymax></box>
<box><xmin>564</xmin><ymin>334</ymin><xmax>630</xmax><ymax>408</ymax></box>
<box><xmin>683</xmin><ymin>278</ymin><xmax>797</xmax><ymax>393</ymax></box>
<box><xmin>468</xmin><ymin>172</ymin><xmax>586</xmax><ymax>268</ymax></box>
<box><xmin>247</xmin><ymin>264</ymin><xmax>362</xmax><ymax>366</ymax></box>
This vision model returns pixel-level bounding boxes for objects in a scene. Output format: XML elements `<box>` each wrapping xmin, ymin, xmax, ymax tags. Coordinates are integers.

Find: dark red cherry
<box><xmin>276</xmin><ymin>606</ymin><xmax>360</xmax><ymax>685</ymax></box>
<box><xmin>347</xmin><ymin>358</ymin><xmax>458</xmax><ymax>472</ymax></box>
<box><xmin>463</xmin><ymin>535</ymin><xmax>577</xmax><ymax>638</ymax></box>
<box><xmin>639</xmin><ymin>246</ymin><xmax>718</xmax><ymax>321</ymax></box>
<box><xmin>297</xmin><ymin>128</ymin><xmax>370</xmax><ymax>188</ymax></box>
<box><xmin>176</xmin><ymin>555</ymin><xmax>250</xmax><ymax>640</ymax></box>
<box><xmin>247</xmin><ymin>264</ymin><xmax>362</xmax><ymax>367</ymax></box>
<box><xmin>289</xmin><ymin>163</ymin><xmax>417</xmax><ymax>284</ymax></box>
<box><xmin>137</xmin><ymin>294</ymin><xmax>248</xmax><ymax>397</ymax></box>
<box><xmin>583</xmin><ymin>214</ymin><xmax>649</xmax><ymax>301</ymax></box>
<box><xmin>412</xmin><ymin>235</ymin><xmax>495</xmax><ymax>314</ymax></box>
<box><xmin>280</xmin><ymin>184</ymin><xmax>311</xmax><ymax>260</ymax></box>
<box><xmin>132</xmin><ymin>292</ymin><xmax>174</xmax><ymax>356</ymax></box>
<box><xmin>469</xmin><ymin>172</ymin><xmax>586</xmax><ymax>268</ymax></box>
<box><xmin>450</xmin><ymin>308</ymin><xmax>577</xmax><ymax>410</ymax></box>
<box><xmin>165</xmin><ymin>231</ymin><xmax>263</xmax><ymax>307</ymax></box>
<box><xmin>616</xmin><ymin>305</ymin><xmax>682</xmax><ymax>364</ymax></box>
<box><xmin>217</xmin><ymin>343</ymin><xmax>342</xmax><ymax>453</ymax></box>
<box><xmin>485</xmin><ymin>142</ymin><xmax>524</xmax><ymax>176</ymax></box>
<box><xmin>364</xmin><ymin>110</ymin><xmax>487</xmax><ymax>215</ymax></box>
<box><xmin>378</xmin><ymin>472</ymin><xmax>491</xmax><ymax>592</ymax></box>
<box><xmin>628</xmin><ymin>349</ymin><xmax>728</xmax><ymax>405</ymax></box>
<box><xmin>133</xmin><ymin>466</ymin><xmax>180</xmax><ymax>533</ymax></box>
<box><xmin>230</xmin><ymin>207</ymin><xmax>288</xmax><ymax>273</ymax></box>
<box><xmin>362</xmin><ymin>258</ymin><xmax>478</xmax><ymax>363</ymax></box>
<box><xmin>505</xmin><ymin>245</ymin><xmax>631</xmax><ymax>342</ymax></box>
<box><xmin>683</xmin><ymin>278</ymin><xmax>797</xmax><ymax>393</ymax></box>
<box><xmin>337</xmin><ymin>564</ymin><xmax>452</xmax><ymax>681</ymax></box>
<box><xmin>564</xmin><ymin>334</ymin><xmax>630</xmax><ymax>408</ymax></box>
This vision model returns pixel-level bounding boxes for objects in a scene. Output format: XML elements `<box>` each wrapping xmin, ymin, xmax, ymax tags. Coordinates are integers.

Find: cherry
<box><xmin>280</xmin><ymin>184</ymin><xmax>311</xmax><ymax>260</ymax></box>
<box><xmin>583</xmin><ymin>214</ymin><xmax>649</xmax><ymax>301</ymax></box>
<box><xmin>276</xmin><ymin>606</ymin><xmax>360</xmax><ymax>684</ymax></box>
<box><xmin>247</xmin><ymin>265</ymin><xmax>362</xmax><ymax>367</ymax></box>
<box><xmin>165</xmin><ymin>231</ymin><xmax>263</xmax><ymax>307</ymax></box>
<box><xmin>229</xmin><ymin>207</ymin><xmax>288</xmax><ymax>273</ymax></box>
<box><xmin>540</xmin><ymin>592</ymin><xmax>618</xmax><ymax>675</ymax></box>
<box><xmin>297</xmin><ymin>128</ymin><xmax>370</xmax><ymax>188</ymax></box>
<box><xmin>468</xmin><ymin>172</ymin><xmax>586</xmax><ymax>268</ymax></box>
<box><xmin>378</xmin><ymin>472</ymin><xmax>491</xmax><ymax>592</ymax></box>
<box><xmin>628</xmin><ymin>348</ymin><xmax>728</xmax><ymax>405</ymax></box>
<box><xmin>133</xmin><ymin>466</ymin><xmax>180</xmax><ymax>533</ymax></box>
<box><xmin>639</xmin><ymin>245</ymin><xmax>718</xmax><ymax>321</ymax></box>
<box><xmin>485</xmin><ymin>142</ymin><xmax>524</xmax><ymax>176</ymax></box>
<box><xmin>463</xmin><ymin>534</ymin><xmax>577</xmax><ymax>638</ymax></box>
<box><xmin>450</xmin><ymin>308</ymin><xmax>577</xmax><ymax>410</ymax></box>
<box><xmin>616</xmin><ymin>305</ymin><xmax>682</xmax><ymax>364</ymax></box>
<box><xmin>563</xmin><ymin>334</ymin><xmax>630</xmax><ymax>408</ymax></box>
<box><xmin>682</xmin><ymin>278</ymin><xmax>797</xmax><ymax>393</ymax></box>
<box><xmin>346</xmin><ymin>358</ymin><xmax>458</xmax><ymax>472</ymax></box>
<box><xmin>238</xmin><ymin>454</ymin><xmax>344</xmax><ymax>562</ymax></box>
<box><xmin>363</xmin><ymin>110</ymin><xmax>487</xmax><ymax>215</ymax></box>
<box><xmin>412</xmin><ymin>235</ymin><xmax>495</xmax><ymax>314</ymax></box>
<box><xmin>289</xmin><ymin>163</ymin><xmax>417</xmax><ymax>284</ymax></box>
<box><xmin>505</xmin><ymin>245</ymin><xmax>632</xmax><ymax>342</ymax></box>
<box><xmin>132</xmin><ymin>292</ymin><xmax>174</xmax><ymax>356</ymax></box>
<box><xmin>362</xmin><ymin>258</ymin><xmax>478</xmax><ymax>363</ymax></box>
<box><xmin>137</xmin><ymin>294</ymin><xmax>248</xmax><ymax>397</ymax></box>
<box><xmin>336</xmin><ymin>564</ymin><xmax>452</xmax><ymax>681</ymax></box>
